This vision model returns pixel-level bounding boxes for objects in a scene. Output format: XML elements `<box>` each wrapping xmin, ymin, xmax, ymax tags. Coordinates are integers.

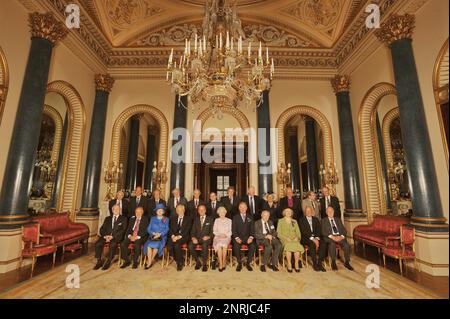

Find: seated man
<box><xmin>299</xmin><ymin>206</ymin><xmax>326</xmax><ymax>272</ymax></box>
<box><xmin>255</xmin><ymin>210</ymin><xmax>281</xmax><ymax>272</ymax></box>
<box><xmin>189</xmin><ymin>204</ymin><xmax>214</xmax><ymax>271</ymax></box>
<box><xmin>94</xmin><ymin>204</ymin><xmax>127</xmax><ymax>270</ymax></box>
<box><xmin>232</xmin><ymin>202</ymin><xmax>256</xmax><ymax>272</ymax></box>
<box><xmin>168</xmin><ymin>204</ymin><xmax>193</xmax><ymax>271</ymax></box>
<box><xmin>321</xmin><ymin>206</ymin><xmax>353</xmax><ymax>271</ymax></box>
<box><xmin>120</xmin><ymin>207</ymin><xmax>149</xmax><ymax>269</ymax></box>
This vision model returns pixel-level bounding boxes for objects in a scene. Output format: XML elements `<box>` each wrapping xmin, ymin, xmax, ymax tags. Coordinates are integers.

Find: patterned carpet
<box><xmin>0</xmin><ymin>254</ymin><xmax>441</xmax><ymax>299</ymax></box>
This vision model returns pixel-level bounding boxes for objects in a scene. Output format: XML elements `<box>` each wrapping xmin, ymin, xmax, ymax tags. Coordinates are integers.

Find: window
<box><xmin>216</xmin><ymin>175</ymin><xmax>230</xmax><ymax>199</ymax></box>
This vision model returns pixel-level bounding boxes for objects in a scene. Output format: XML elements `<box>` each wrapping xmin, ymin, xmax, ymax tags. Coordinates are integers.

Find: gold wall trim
<box><xmin>110</xmin><ymin>104</ymin><xmax>169</xmax><ymax>197</ymax></box>
<box><xmin>433</xmin><ymin>38</ymin><xmax>449</xmax><ymax>169</ymax></box>
<box><xmin>381</xmin><ymin>107</ymin><xmax>400</xmax><ymax>169</ymax></box>
<box><xmin>358</xmin><ymin>82</ymin><xmax>397</xmax><ymax>222</ymax></box>
<box><xmin>197</xmin><ymin>106</ymin><xmax>251</xmax><ymax>131</ymax></box>
<box><xmin>46</xmin><ymin>81</ymin><xmax>86</xmax><ymax>219</ymax></box>
<box><xmin>43</xmin><ymin>104</ymin><xmax>63</xmax><ymax>164</ymax></box>
<box><xmin>275</xmin><ymin>105</ymin><xmax>334</xmax><ymax>197</ymax></box>
<box><xmin>0</xmin><ymin>46</ymin><xmax>9</xmax><ymax>126</ymax></box>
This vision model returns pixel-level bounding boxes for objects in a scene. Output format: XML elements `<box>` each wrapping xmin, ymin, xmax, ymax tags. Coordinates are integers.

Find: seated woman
<box><xmin>213</xmin><ymin>206</ymin><xmax>232</xmax><ymax>272</ymax></box>
<box><xmin>277</xmin><ymin>208</ymin><xmax>304</xmax><ymax>273</ymax></box>
<box><xmin>144</xmin><ymin>203</ymin><xmax>169</xmax><ymax>269</ymax></box>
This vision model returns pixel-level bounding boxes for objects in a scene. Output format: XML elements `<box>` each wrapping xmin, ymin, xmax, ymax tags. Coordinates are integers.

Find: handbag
<box><xmin>151</xmin><ymin>235</ymin><xmax>162</xmax><ymax>241</ymax></box>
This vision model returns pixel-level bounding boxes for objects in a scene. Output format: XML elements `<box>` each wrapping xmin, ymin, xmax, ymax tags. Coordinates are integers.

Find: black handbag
<box><xmin>151</xmin><ymin>235</ymin><xmax>162</xmax><ymax>241</ymax></box>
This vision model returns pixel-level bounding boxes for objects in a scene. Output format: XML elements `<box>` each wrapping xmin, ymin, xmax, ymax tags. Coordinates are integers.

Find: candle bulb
<box><xmin>226</xmin><ymin>31</ymin><xmax>230</xmax><ymax>49</ymax></box>
<box><xmin>248</xmin><ymin>42</ymin><xmax>252</xmax><ymax>58</ymax></box>
<box><xmin>203</xmin><ymin>35</ymin><xmax>206</xmax><ymax>51</ymax></box>
<box><xmin>219</xmin><ymin>32</ymin><xmax>223</xmax><ymax>49</ymax></box>
<box><xmin>231</xmin><ymin>37</ymin><xmax>234</xmax><ymax>51</ymax></box>
<box><xmin>266</xmin><ymin>46</ymin><xmax>269</xmax><ymax>64</ymax></box>
<box><xmin>194</xmin><ymin>33</ymin><xmax>197</xmax><ymax>52</ymax></box>
<box><xmin>258</xmin><ymin>41</ymin><xmax>262</xmax><ymax>59</ymax></box>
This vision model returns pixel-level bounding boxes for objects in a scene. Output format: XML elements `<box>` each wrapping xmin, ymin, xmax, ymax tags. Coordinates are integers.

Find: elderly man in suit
<box><xmin>241</xmin><ymin>186</ymin><xmax>262</xmax><ymax>220</ymax></box>
<box><xmin>168</xmin><ymin>204</ymin><xmax>193</xmax><ymax>271</ymax></box>
<box><xmin>322</xmin><ymin>206</ymin><xmax>353</xmax><ymax>271</ymax></box>
<box><xmin>94</xmin><ymin>204</ymin><xmax>127</xmax><ymax>270</ymax></box>
<box><xmin>120</xmin><ymin>207</ymin><xmax>149</xmax><ymax>269</ymax></box>
<box><xmin>147</xmin><ymin>188</ymin><xmax>166</xmax><ymax>216</ymax></box>
<box><xmin>189</xmin><ymin>204</ymin><xmax>214</xmax><ymax>271</ymax></box>
<box><xmin>302</xmin><ymin>191</ymin><xmax>320</xmax><ymax>219</ymax></box>
<box><xmin>255</xmin><ymin>210</ymin><xmax>281</xmax><ymax>272</ymax></box>
<box><xmin>319</xmin><ymin>186</ymin><xmax>341</xmax><ymax>219</ymax></box>
<box><xmin>128</xmin><ymin>186</ymin><xmax>148</xmax><ymax>218</ymax></box>
<box><xmin>299</xmin><ymin>206</ymin><xmax>326</xmax><ymax>272</ymax></box>
<box><xmin>232</xmin><ymin>202</ymin><xmax>256</xmax><ymax>272</ymax></box>
<box><xmin>220</xmin><ymin>186</ymin><xmax>239</xmax><ymax>218</ymax></box>
<box><xmin>187</xmin><ymin>189</ymin><xmax>205</xmax><ymax>218</ymax></box>
<box><xmin>278</xmin><ymin>186</ymin><xmax>302</xmax><ymax>220</ymax></box>
<box><xmin>108</xmin><ymin>190</ymin><xmax>129</xmax><ymax>217</ymax></box>
<box><xmin>167</xmin><ymin>188</ymin><xmax>188</xmax><ymax>219</ymax></box>
<box><xmin>206</xmin><ymin>192</ymin><xmax>222</xmax><ymax>218</ymax></box>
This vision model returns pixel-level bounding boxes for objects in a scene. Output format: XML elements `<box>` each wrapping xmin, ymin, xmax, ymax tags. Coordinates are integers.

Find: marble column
<box><xmin>376</xmin><ymin>14</ymin><xmax>446</xmax><ymax>230</ymax></box>
<box><xmin>257</xmin><ymin>90</ymin><xmax>273</xmax><ymax>194</ymax></box>
<box><xmin>170</xmin><ymin>95</ymin><xmax>188</xmax><ymax>195</ymax></box>
<box><xmin>0</xmin><ymin>13</ymin><xmax>67</xmax><ymax>229</ymax></box>
<box><xmin>331</xmin><ymin>75</ymin><xmax>363</xmax><ymax>216</ymax></box>
<box><xmin>144</xmin><ymin>126</ymin><xmax>157</xmax><ymax>191</ymax></box>
<box><xmin>50</xmin><ymin>113</ymin><xmax>68</xmax><ymax>209</ymax></box>
<box><xmin>125</xmin><ymin>115</ymin><xmax>140</xmax><ymax>193</ymax></box>
<box><xmin>79</xmin><ymin>74</ymin><xmax>114</xmax><ymax>216</ymax></box>
<box><xmin>376</xmin><ymin>113</ymin><xmax>392</xmax><ymax>210</ymax></box>
<box><xmin>305</xmin><ymin>117</ymin><xmax>320</xmax><ymax>192</ymax></box>
<box><xmin>287</xmin><ymin>128</ymin><xmax>301</xmax><ymax>192</ymax></box>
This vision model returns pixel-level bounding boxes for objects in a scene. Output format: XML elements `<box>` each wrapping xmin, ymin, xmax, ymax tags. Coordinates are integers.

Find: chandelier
<box><xmin>165</xmin><ymin>0</ymin><xmax>275</xmax><ymax>113</ymax></box>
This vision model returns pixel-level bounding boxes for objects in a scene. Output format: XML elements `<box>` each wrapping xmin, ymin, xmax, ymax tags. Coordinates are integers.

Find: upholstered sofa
<box><xmin>31</xmin><ymin>213</ymin><xmax>89</xmax><ymax>259</ymax></box>
<box><xmin>353</xmin><ymin>214</ymin><xmax>410</xmax><ymax>253</ymax></box>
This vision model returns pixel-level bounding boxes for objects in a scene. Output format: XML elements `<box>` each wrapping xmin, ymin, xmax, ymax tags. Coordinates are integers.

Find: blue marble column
<box><xmin>305</xmin><ymin>117</ymin><xmax>320</xmax><ymax>192</ymax></box>
<box><xmin>376</xmin><ymin>114</ymin><xmax>392</xmax><ymax>210</ymax></box>
<box><xmin>125</xmin><ymin>115</ymin><xmax>141</xmax><ymax>193</ymax></box>
<box><xmin>50</xmin><ymin>113</ymin><xmax>68</xmax><ymax>209</ymax></box>
<box><xmin>287</xmin><ymin>129</ymin><xmax>301</xmax><ymax>192</ymax></box>
<box><xmin>144</xmin><ymin>126</ymin><xmax>157</xmax><ymax>191</ymax></box>
<box><xmin>257</xmin><ymin>90</ymin><xmax>273</xmax><ymax>194</ymax></box>
<box><xmin>79</xmin><ymin>74</ymin><xmax>114</xmax><ymax>216</ymax></box>
<box><xmin>0</xmin><ymin>13</ymin><xmax>67</xmax><ymax>229</ymax></box>
<box><xmin>170</xmin><ymin>95</ymin><xmax>188</xmax><ymax>195</ymax></box>
<box><xmin>331</xmin><ymin>75</ymin><xmax>363</xmax><ymax>216</ymax></box>
<box><xmin>376</xmin><ymin>14</ymin><xmax>446</xmax><ymax>231</ymax></box>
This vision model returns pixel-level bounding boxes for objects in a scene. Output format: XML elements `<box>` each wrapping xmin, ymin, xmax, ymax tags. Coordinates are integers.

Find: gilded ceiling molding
<box><xmin>28</xmin><ymin>12</ymin><xmax>68</xmax><ymax>45</ymax></box>
<box><xmin>46</xmin><ymin>81</ymin><xmax>86</xmax><ymax>220</ymax></box>
<box><xmin>43</xmin><ymin>104</ymin><xmax>64</xmax><ymax>165</ymax></box>
<box><xmin>95</xmin><ymin>74</ymin><xmax>115</xmax><ymax>92</ymax></box>
<box><xmin>331</xmin><ymin>75</ymin><xmax>351</xmax><ymax>93</ymax></box>
<box><xmin>381</xmin><ymin>107</ymin><xmax>400</xmax><ymax>170</ymax></box>
<box><xmin>374</xmin><ymin>14</ymin><xmax>415</xmax><ymax>46</ymax></box>
<box><xmin>275</xmin><ymin>105</ymin><xmax>334</xmax><ymax>197</ymax></box>
<box><xmin>0</xmin><ymin>46</ymin><xmax>9</xmax><ymax>126</ymax></box>
<box><xmin>109</xmin><ymin>104</ymin><xmax>169</xmax><ymax>197</ymax></box>
<box><xmin>197</xmin><ymin>106</ymin><xmax>251</xmax><ymax>132</ymax></box>
<box><xmin>358</xmin><ymin>82</ymin><xmax>397</xmax><ymax>222</ymax></box>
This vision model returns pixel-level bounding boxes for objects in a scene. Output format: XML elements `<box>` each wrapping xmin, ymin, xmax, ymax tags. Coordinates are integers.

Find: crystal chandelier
<box><xmin>165</xmin><ymin>0</ymin><xmax>275</xmax><ymax>113</ymax></box>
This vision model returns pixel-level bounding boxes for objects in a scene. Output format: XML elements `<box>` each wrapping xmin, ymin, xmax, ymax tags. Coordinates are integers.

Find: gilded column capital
<box><xmin>375</xmin><ymin>14</ymin><xmax>415</xmax><ymax>46</ymax></box>
<box><xmin>331</xmin><ymin>75</ymin><xmax>351</xmax><ymax>93</ymax></box>
<box><xmin>0</xmin><ymin>85</ymin><xmax>6</xmax><ymax>101</ymax></box>
<box><xmin>95</xmin><ymin>74</ymin><xmax>115</xmax><ymax>92</ymax></box>
<box><xmin>28</xmin><ymin>12</ymin><xmax>68</xmax><ymax>45</ymax></box>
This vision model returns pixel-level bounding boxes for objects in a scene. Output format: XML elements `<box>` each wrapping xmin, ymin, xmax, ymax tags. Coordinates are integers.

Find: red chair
<box><xmin>19</xmin><ymin>223</ymin><xmax>57</xmax><ymax>278</ymax></box>
<box><xmin>189</xmin><ymin>244</ymin><xmax>213</xmax><ymax>268</ymax></box>
<box><xmin>102</xmin><ymin>241</ymin><xmax>121</xmax><ymax>266</ymax></box>
<box><xmin>382</xmin><ymin>225</ymin><xmax>419</xmax><ymax>276</ymax></box>
<box><xmin>119</xmin><ymin>243</ymin><xmax>144</xmax><ymax>268</ymax></box>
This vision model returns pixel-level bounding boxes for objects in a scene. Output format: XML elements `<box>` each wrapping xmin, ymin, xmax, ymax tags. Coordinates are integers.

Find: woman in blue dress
<box><xmin>144</xmin><ymin>203</ymin><xmax>169</xmax><ymax>269</ymax></box>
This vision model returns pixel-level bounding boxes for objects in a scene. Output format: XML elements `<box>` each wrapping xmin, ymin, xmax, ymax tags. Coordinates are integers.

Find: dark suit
<box><xmin>108</xmin><ymin>198</ymin><xmax>129</xmax><ymax>217</ymax></box>
<box><xmin>168</xmin><ymin>215</ymin><xmax>193</xmax><ymax>266</ymax></box>
<box><xmin>254</xmin><ymin>219</ymin><xmax>282</xmax><ymax>266</ymax></box>
<box><xmin>186</xmin><ymin>199</ymin><xmax>205</xmax><ymax>218</ymax></box>
<box><xmin>189</xmin><ymin>215</ymin><xmax>214</xmax><ymax>264</ymax></box>
<box><xmin>206</xmin><ymin>200</ymin><xmax>222</xmax><ymax>218</ymax></box>
<box><xmin>321</xmin><ymin>217</ymin><xmax>351</xmax><ymax>263</ymax></box>
<box><xmin>278</xmin><ymin>196</ymin><xmax>302</xmax><ymax>220</ymax></box>
<box><xmin>128</xmin><ymin>195</ymin><xmax>149</xmax><ymax>218</ymax></box>
<box><xmin>95</xmin><ymin>215</ymin><xmax>127</xmax><ymax>261</ymax></box>
<box><xmin>299</xmin><ymin>216</ymin><xmax>326</xmax><ymax>265</ymax></box>
<box><xmin>220</xmin><ymin>195</ymin><xmax>240</xmax><ymax>218</ymax></box>
<box><xmin>241</xmin><ymin>195</ymin><xmax>262</xmax><ymax>219</ymax></box>
<box><xmin>167</xmin><ymin>197</ymin><xmax>188</xmax><ymax>218</ymax></box>
<box><xmin>147</xmin><ymin>198</ymin><xmax>167</xmax><ymax>216</ymax></box>
<box><xmin>120</xmin><ymin>215</ymin><xmax>149</xmax><ymax>263</ymax></box>
<box><xmin>261</xmin><ymin>201</ymin><xmax>279</xmax><ymax>225</ymax></box>
<box><xmin>232</xmin><ymin>213</ymin><xmax>256</xmax><ymax>264</ymax></box>
<box><xmin>319</xmin><ymin>196</ymin><xmax>341</xmax><ymax>219</ymax></box>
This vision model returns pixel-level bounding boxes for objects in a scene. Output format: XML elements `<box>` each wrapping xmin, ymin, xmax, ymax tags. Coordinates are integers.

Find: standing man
<box><xmin>221</xmin><ymin>186</ymin><xmax>239</xmax><ymax>218</ymax></box>
<box><xmin>129</xmin><ymin>186</ymin><xmax>148</xmax><ymax>218</ymax></box>
<box><xmin>108</xmin><ymin>190</ymin><xmax>129</xmax><ymax>217</ymax></box>
<box><xmin>93</xmin><ymin>205</ymin><xmax>127</xmax><ymax>270</ymax></box>
<box><xmin>299</xmin><ymin>206</ymin><xmax>326</xmax><ymax>272</ymax></box>
<box><xmin>187</xmin><ymin>189</ymin><xmax>205</xmax><ymax>218</ymax></box>
<box><xmin>120</xmin><ymin>207</ymin><xmax>149</xmax><ymax>269</ymax></box>
<box><xmin>168</xmin><ymin>188</ymin><xmax>188</xmax><ymax>219</ymax></box>
<box><xmin>168</xmin><ymin>205</ymin><xmax>192</xmax><ymax>271</ymax></box>
<box><xmin>206</xmin><ymin>192</ymin><xmax>221</xmax><ymax>218</ymax></box>
<box><xmin>278</xmin><ymin>186</ymin><xmax>302</xmax><ymax>220</ymax></box>
<box><xmin>147</xmin><ymin>188</ymin><xmax>166</xmax><ymax>216</ymax></box>
<box><xmin>189</xmin><ymin>204</ymin><xmax>214</xmax><ymax>271</ymax></box>
<box><xmin>232</xmin><ymin>202</ymin><xmax>256</xmax><ymax>272</ymax></box>
<box><xmin>302</xmin><ymin>191</ymin><xmax>321</xmax><ymax>219</ymax></box>
<box><xmin>255</xmin><ymin>210</ymin><xmax>281</xmax><ymax>272</ymax></box>
<box><xmin>319</xmin><ymin>186</ymin><xmax>341</xmax><ymax>219</ymax></box>
<box><xmin>242</xmin><ymin>186</ymin><xmax>262</xmax><ymax>220</ymax></box>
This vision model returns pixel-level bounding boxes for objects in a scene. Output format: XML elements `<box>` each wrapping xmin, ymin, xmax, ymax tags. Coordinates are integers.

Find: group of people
<box><xmin>94</xmin><ymin>185</ymin><xmax>354</xmax><ymax>273</ymax></box>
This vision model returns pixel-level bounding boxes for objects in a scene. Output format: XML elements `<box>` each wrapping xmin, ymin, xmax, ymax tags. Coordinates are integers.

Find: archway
<box><xmin>382</xmin><ymin>107</ymin><xmax>400</xmax><ymax>169</ymax></box>
<box><xmin>43</xmin><ymin>104</ymin><xmax>63</xmax><ymax>164</ymax></box>
<box><xmin>0</xmin><ymin>46</ymin><xmax>9</xmax><ymax>125</ymax></box>
<box><xmin>276</xmin><ymin>105</ymin><xmax>334</xmax><ymax>197</ymax></box>
<box><xmin>46</xmin><ymin>80</ymin><xmax>86</xmax><ymax>216</ymax></box>
<box><xmin>358</xmin><ymin>82</ymin><xmax>397</xmax><ymax>220</ymax></box>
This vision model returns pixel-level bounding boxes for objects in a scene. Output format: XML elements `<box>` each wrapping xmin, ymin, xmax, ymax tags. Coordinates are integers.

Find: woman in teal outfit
<box><xmin>144</xmin><ymin>203</ymin><xmax>169</xmax><ymax>269</ymax></box>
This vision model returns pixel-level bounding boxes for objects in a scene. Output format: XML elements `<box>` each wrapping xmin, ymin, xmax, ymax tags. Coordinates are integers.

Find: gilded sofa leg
<box><xmin>399</xmin><ymin>259</ymin><xmax>403</xmax><ymax>276</ymax></box>
<box><xmin>52</xmin><ymin>251</ymin><xmax>56</xmax><ymax>268</ymax></box>
<box><xmin>362</xmin><ymin>242</ymin><xmax>366</xmax><ymax>257</ymax></box>
<box><xmin>61</xmin><ymin>245</ymin><xmax>65</xmax><ymax>263</ymax></box>
<box><xmin>30</xmin><ymin>255</ymin><xmax>36</xmax><ymax>279</ymax></box>
<box><xmin>382</xmin><ymin>254</ymin><xmax>386</xmax><ymax>268</ymax></box>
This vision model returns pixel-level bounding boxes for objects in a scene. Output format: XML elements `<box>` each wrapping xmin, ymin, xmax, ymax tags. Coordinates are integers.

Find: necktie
<box><xmin>288</xmin><ymin>197</ymin><xmax>293</xmax><ymax>207</ymax></box>
<box><xmin>312</xmin><ymin>200</ymin><xmax>315</xmax><ymax>209</ymax></box>
<box><xmin>212</xmin><ymin>201</ymin><xmax>216</xmax><ymax>210</ymax></box>
<box><xmin>178</xmin><ymin>217</ymin><xmax>183</xmax><ymax>227</ymax></box>
<box><xmin>326</xmin><ymin>197</ymin><xmax>330</xmax><ymax>208</ymax></box>
<box><xmin>242</xmin><ymin>214</ymin><xmax>246</xmax><ymax>223</ymax></box>
<box><xmin>136</xmin><ymin>197</ymin><xmax>140</xmax><ymax>205</ymax></box>
<box><xmin>250</xmin><ymin>197</ymin><xmax>254</xmax><ymax>215</ymax></box>
<box><xmin>133</xmin><ymin>218</ymin><xmax>140</xmax><ymax>237</ymax></box>
<box><xmin>195</xmin><ymin>199</ymin><xmax>198</xmax><ymax>208</ymax></box>
<box><xmin>264</xmin><ymin>221</ymin><xmax>270</xmax><ymax>234</ymax></box>
<box><xmin>176</xmin><ymin>198</ymin><xmax>179</xmax><ymax>207</ymax></box>
<box><xmin>331</xmin><ymin>219</ymin><xmax>338</xmax><ymax>234</ymax></box>
<box><xmin>230</xmin><ymin>197</ymin><xmax>233</xmax><ymax>205</ymax></box>
<box><xmin>201</xmin><ymin>216</ymin><xmax>205</xmax><ymax>228</ymax></box>
<box><xmin>113</xmin><ymin>216</ymin><xmax>117</xmax><ymax>229</ymax></box>
<box><xmin>308</xmin><ymin>217</ymin><xmax>313</xmax><ymax>232</ymax></box>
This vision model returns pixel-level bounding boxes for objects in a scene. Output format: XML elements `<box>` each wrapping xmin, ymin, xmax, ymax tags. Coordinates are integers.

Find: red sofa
<box><xmin>353</xmin><ymin>214</ymin><xmax>410</xmax><ymax>253</ymax></box>
<box><xmin>31</xmin><ymin>213</ymin><xmax>89</xmax><ymax>258</ymax></box>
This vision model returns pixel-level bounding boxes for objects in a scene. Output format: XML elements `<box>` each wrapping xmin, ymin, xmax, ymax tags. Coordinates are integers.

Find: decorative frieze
<box><xmin>28</xmin><ymin>12</ymin><xmax>68</xmax><ymax>45</ymax></box>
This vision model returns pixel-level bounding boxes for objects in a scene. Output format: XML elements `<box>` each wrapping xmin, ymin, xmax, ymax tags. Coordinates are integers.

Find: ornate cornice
<box><xmin>375</xmin><ymin>14</ymin><xmax>415</xmax><ymax>46</ymax></box>
<box><xmin>28</xmin><ymin>12</ymin><xmax>68</xmax><ymax>45</ymax></box>
<box><xmin>95</xmin><ymin>74</ymin><xmax>115</xmax><ymax>92</ymax></box>
<box><xmin>331</xmin><ymin>75</ymin><xmax>351</xmax><ymax>93</ymax></box>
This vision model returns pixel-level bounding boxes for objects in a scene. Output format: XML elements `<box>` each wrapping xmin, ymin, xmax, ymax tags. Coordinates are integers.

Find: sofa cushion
<box><xmin>42</xmin><ymin>228</ymin><xmax>87</xmax><ymax>244</ymax></box>
<box><xmin>32</xmin><ymin>213</ymin><xmax>70</xmax><ymax>232</ymax></box>
<box><xmin>354</xmin><ymin>230</ymin><xmax>388</xmax><ymax>246</ymax></box>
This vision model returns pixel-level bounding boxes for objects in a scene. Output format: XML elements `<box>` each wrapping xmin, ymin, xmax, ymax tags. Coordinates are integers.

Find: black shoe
<box><xmin>177</xmin><ymin>264</ymin><xmax>183</xmax><ymax>271</ymax></box>
<box><xmin>101</xmin><ymin>260</ymin><xmax>111</xmax><ymax>270</ymax></box>
<box><xmin>144</xmin><ymin>262</ymin><xmax>153</xmax><ymax>270</ymax></box>
<box><xmin>260</xmin><ymin>265</ymin><xmax>266</xmax><ymax>272</ymax></box>
<box><xmin>313</xmin><ymin>264</ymin><xmax>320</xmax><ymax>272</ymax></box>
<box><xmin>202</xmin><ymin>265</ymin><xmax>208</xmax><ymax>272</ymax></box>
<box><xmin>219</xmin><ymin>267</ymin><xmax>224</xmax><ymax>272</ymax></box>
<box><xmin>299</xmin><ymin>261</ymin><xmax>303</xmax><ymax>268</ymax></box>
<box><xmin>132</xmin><ymin>262</ymin><xmax>139</xmax><ymax>269</ymax></box>
<box><xmin>287</xmin><ymin>268</ymin><xmax>293</xmax><ymax>273</ymax></box>
<box><xmin>344</xmin><ymin>262</ymin><xmax>354</xmax><ymax>271</ymax></box>
<box><xmin>93</xmin><ymin>259</ymin><xmax>103</xmax><ymax>270</ymax></box>
<box><xmin>318</xmin><ymin>263</ymin><xmax>327</xmax><ymax>272</ymax></box>
<box><xmin>195</xmin><ymin>262</ymin><xmax>202</xmax><ymax>270</ymax></box>
<box><xmin>211</xmin><ymin>260</ymin><xmax>217</xmax><ymax>270</ymax></box>
<box><xmin>295</xmin><ymin>268</ymin><xmax>300</xmax><ymax>273</ymax></box>
<box><xmin>331</xmin><ymin>261</ymin><xmax>338</xmax><ymax>271</ymax></box>
<box><xmin>246</xmin><ymin>264</ymin><xmax>253</xmax><ymax>271</ymax></box>
<box><xmin>272</xmin><ymin>266</ymin><xmax>279</xmax><ymax>272</ymax></box>
<box><xmin>120</xmin><ymin>260</ymin><xmax>131</xmax><ymax>269</ymax></box>
<box><xmin>236</xmin><ymin>264</ymin><xmax>242</xmax><ymax>272</ymax></box>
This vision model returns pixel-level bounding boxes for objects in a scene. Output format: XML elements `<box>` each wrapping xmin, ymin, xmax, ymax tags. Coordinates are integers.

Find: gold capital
<box><xmin>375</xmin><ymin>14</ymin><xmax>415</xmax><ymax>46</ymax></box>
<box><xmin>95</xmin><ymin>74</ymin><xmax>115</xmax><ymax>92</ymax></box>
<box><xmin>331</xmin><ymin>75</ymin><xmax>351</xmax><ymax>93</ymax></box>
<box><xmin>28</xmin><ymin>12</ymin><xmax>68</xmax><ymax>45</ymax></box>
